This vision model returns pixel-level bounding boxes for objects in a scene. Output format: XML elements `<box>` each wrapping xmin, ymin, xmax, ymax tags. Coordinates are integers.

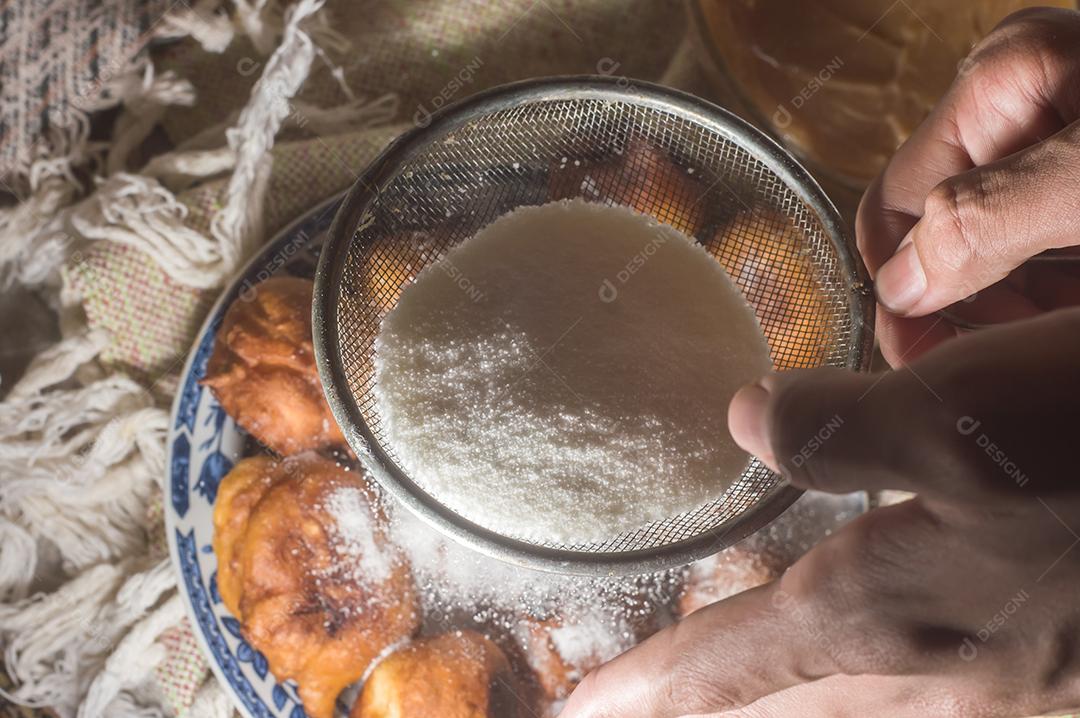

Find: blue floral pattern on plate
<box><xmin>165</xmin><ymin>195</ymin><xmax>342</xmax><ymax>718</ymax></box>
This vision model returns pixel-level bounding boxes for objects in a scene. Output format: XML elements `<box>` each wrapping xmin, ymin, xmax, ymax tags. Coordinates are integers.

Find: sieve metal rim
<box><xmin>313</xmin><ymin>75</ymin><xmax>874</xmax><ymax>576</ymax></box>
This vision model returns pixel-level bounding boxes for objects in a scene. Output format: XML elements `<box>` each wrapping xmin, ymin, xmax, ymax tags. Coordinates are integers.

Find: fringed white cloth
<box><xmin>6</xmin><ymin>329</ymin><xmax>109</xmax><ymax>399</ymax></box>
<box><xmin>233</xmin><ymin>0</ymin><xmax>281</xmax><ymax>55</ymax></box>
<box><xmin>104</xmin><ymin>66</ymin><xmax>198</xmax><ymax>176</ymax></box>
<box><xmin>68</xmin><ymin>0</ymin><xmax>328</xmax><ymax>290</ymax></box>
<box><xmin>155</xmin><ymin>0</ymin><xmax>235</xmax><ymax>53</ymax></box>
<box><xmin>291</xmin><ymin>93</ymin><xmax>400</xmax><ymax>136</ymax></box>
<box><xmin>70</xmin><ymin>173</ymin><xmax>232</xmax><ymax>289</ymax></box>
<box><xmin>141</xmin><ymin>147</ymin><xmax>238</xmax><ymax>192</ymax></box>
<box><xmin>184</xmin><ymin>678</ymin><xmax>235</xmax><ymax>718</ymax></box>
<box><xmin>1</xmin><ymin>255</ymin><xmax>189</xmax><ymax>717</ymax></box>
<box><xmin>0</xmin><ymin>329</ymin><xmax>165</xmax><ymax>573</ymax></box>
<box><xmin>0</xmin><ymin>1</ymin><xmax>355</xmax><ymax>715</ymax></box>
<box><xmin>210</xmin><ymin>0</ymin><xmax>327</xmax><ymax>275</ymax></box>
<box><xmin>0</xmin><ymin>519</ymin><xmax>37</xmax><ymax>603</ymax></box>
<box><xmin>0</xmin><ymin>151</ymin><xmax>84</xmax><ymax>292</ymax></box>
<box><xmin>0</xmin><ymin>560</ymin><xmax>176</xmax><ymax>717</ymax></box>
<box><xmin>78</xmin><ymin>593</ymin><xmax>185</xmax><ymax>718</ymax></box>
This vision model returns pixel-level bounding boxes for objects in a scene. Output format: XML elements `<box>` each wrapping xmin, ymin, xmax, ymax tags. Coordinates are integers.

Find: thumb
<box><xmin>727</xmin><ymin>366</ymin><xmax>938</xmax><ymax>496</ymax></box>
<box><xmin>728</xmin><ymin>308</ymin><xmax>1080</xmax><ymax>499</ymax></box>
<box><xmin>874</xmin><ymin>120</ymin><xmax>1080</xmax><ymax>317</ymax></box>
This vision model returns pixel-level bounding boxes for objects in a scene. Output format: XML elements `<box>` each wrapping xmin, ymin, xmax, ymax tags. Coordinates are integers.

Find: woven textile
<box><xmin>64</xmin><ymin>125</ymin><xmax>405</xmax><ymax>377</ymax></box>
<box><xmin>1</xmin><ymin>2</ymin><xmax>686</xmax><ymax>716</ymax></box>
<box><xmin>71</xmin><ymin>0</ymin><xmax>685</xmax><ymax>376</ymax></box>
<box><xmin>155</xmin><ymin>0</ymin><xmax>685</xmax><ymax>147</ymax></box>
<box><xmin>0</xmin><ymin>0</ymin><xmax>174</xmax><ymax>181</ymax></box>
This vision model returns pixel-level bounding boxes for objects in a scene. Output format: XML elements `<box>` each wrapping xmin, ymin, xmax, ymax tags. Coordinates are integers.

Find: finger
<box><xmin>857</xmin><ymin>7</ymin><xmax>1080</xmax><ymax>272</ymax></box>
<box><xmin>558</xmin><ymin>582</ymin><xmax>836</xmax><ymax>718</ymax></box>
<box><xmin>935</xmin><ymin>279</ymin><xmax>1043</xmax><ymax>327</ymax></box>
<box><xmin>728</xmin><ymin>365</ymin><xmax>932</xmax><ymax>495</ymax></box>
<box><xmin>873</xmin><ymin>310</ymin><xmax>957</xmax><ymax>368</ymax></box>
<box><xmin>712</xmin><ymin>673</ymin><xmax>1027</xmax><ymax>718</ymax></box>
<box><xmin>562</xmin><ymin>501</ymin><xmax>1002</xmax><ymax>718</ymax></box>
<box><xmin>876</xmin><ymin>264</ymin><xmax>1070</xmax><ymax>367</ymax></box>
<box><xmin>855</xmin><ymin>8</ymin><xmax>1080</xmax><ymax>359</ymax></box>
<box><xmin>715</xmin><ymin>675</ymin><xmax>946</xmax><ymax>718</ymax></box>
<box><xmin>728</xmin><ymin>307</ymin><xmax>1080</xmax><ymax>498</ymax></box>
<box><xmin>874</xmin><ymin>123</ymin><xmax>1080</xmax><ymax>316</ymax></box>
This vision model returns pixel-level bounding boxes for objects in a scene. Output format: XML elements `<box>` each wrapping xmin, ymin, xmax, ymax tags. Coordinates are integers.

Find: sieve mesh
<box><xmin>315</xmin><ymin>77</ymin><xmax>873</xmax><ymax>573</ymax></box>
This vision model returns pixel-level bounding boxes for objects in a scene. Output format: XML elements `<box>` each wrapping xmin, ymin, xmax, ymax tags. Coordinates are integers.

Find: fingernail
<box><xmin>875</xmin><ymin>237</ymin><xmax>926</xmax><ymax>315</ymax></box>
<box><xmin>728</xmin><ymin>381</ymin><xmax>778</xmax><ymax>471</ymax></box>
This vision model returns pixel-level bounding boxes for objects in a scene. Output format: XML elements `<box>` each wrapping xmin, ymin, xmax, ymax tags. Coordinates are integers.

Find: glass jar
<box><xmin>691</xmin><ymin>0</ymin><xmax>1075</xmax><ymax>191</ymax></box>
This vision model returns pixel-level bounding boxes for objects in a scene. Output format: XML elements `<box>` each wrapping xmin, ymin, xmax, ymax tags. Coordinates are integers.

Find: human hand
<box><xmin>857</xmin><ymin>7</ymin><xmax>1080</xmax><ymax>366</ymax></box>
<box><xmin>560</xmin><ymin>307</ymin><xmax>1080</xmax><ymax>717</ymax></box>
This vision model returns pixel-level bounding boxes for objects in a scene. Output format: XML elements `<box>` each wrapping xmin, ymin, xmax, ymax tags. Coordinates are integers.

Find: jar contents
<box><xmin>697</xmin><ymin>0</ymin><xmax>1075</xmax><ymax>185</ymax></box>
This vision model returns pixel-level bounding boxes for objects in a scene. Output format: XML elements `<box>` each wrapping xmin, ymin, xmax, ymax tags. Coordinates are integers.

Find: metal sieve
<box><xmin>313</xmin><ymin>76</ymin><xmax>874</xmax><ymax>576</ymax></box>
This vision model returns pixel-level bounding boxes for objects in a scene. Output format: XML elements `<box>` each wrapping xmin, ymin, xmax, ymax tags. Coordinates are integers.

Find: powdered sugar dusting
<box><xmin>287</xmin><ymin>463</ymin><xmax>855</xmax><ymax>717</ymax></box>
<box><xmin>374</xmin><ymin>199</ymin><xmax>771</xmax><ymax>544</ymax></box>
<box><xmin>548</xmin><ymin>607</ymin><xmax>633</xmax><ymax>667</ymax></box>
<box><xmin>325</xmin><ymin>486</ymin><xmax>394</xmax><ymax>584</ymax></box>
<box><xmin>385</xmin><ymin>500</ymin><xmax>680</xmax><ymax>632</ymax></box>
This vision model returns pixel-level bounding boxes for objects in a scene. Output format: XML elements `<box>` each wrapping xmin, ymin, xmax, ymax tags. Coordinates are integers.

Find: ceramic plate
<box><xmin>165</xmin><ymin>194</ymin><xmax>342</xmax><ymax>718</ymax></box>
<box><xmin>165</xmin><ymin>192</ymin><xmax>868</xmax><ymax>718</ymax></box>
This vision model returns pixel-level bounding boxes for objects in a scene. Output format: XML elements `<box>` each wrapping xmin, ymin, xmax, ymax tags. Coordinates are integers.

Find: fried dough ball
<box><xmin>212</xmin><ymin>454</ymin><xmax>280</xmax><ymax>617</ymax></box>
<box><xmin>361</xmin><ymin>232</ymin><xmax>435</xmax><ymax>315</ymax></box>
<box><xmin>515</xmin><ymin>610</ymin><xmax>634</xmax><ymax>703</ymax></box>
<box><xmin>213</xmin><ymin>452</ymin><xmax>420</xmax><ymax>718</ymax></box>
<box><xmin>677</xmin><ymin>544</ymin><xmax>782</xmax><ymax>617</ymax></box>
<box><xmin>202</xmin><ymin>276</ymin><xmax>345</xmax><ymax>455</ymax></box>
<box><xmin>709</xmin><ymin>208</ymin><xmax>830</xmax><ymax>367</ymax></box>
<box><xmin>354</xmin><ymin>630</ymin><xmax>522</xmax><ymax>718</ymax></box>
<box><xmin>549</xmin><ymin>137</ymin><xmax>706</xmax><ymax>237</ymax></box>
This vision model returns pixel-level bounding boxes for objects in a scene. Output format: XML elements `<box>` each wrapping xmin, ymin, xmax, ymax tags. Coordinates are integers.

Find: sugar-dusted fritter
<box><xmin>213</xmin><ymin>452</ymin><xmax>420</xmax><ymax>718</ymax></box>
<box><xmin>354</xmin><ymin>630</ymin><xmax>523</xmax><ymax>718</ymax></box>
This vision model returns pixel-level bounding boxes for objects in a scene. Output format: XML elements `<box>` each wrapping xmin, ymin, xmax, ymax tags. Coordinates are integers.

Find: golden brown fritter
<box><xmin>202</xmin><ymin>276</ymin><xmax>345</xmax><ymax>455</ymax></box>
<box><xmin>212</xmin><ymin>452</ymin><xmax>420</xmax><ymax>718</ymax></box>
<box><xmin>549</xmin><ymin>137</ymin><xmax>707</xmax><ymax>237</ymax></box>
<box><xmin>212</xmin><ymin>454</ymin><xmax>280</xmax><ymax>618</ymax></box>
<box><xmin>516</xmin><ymin>617</ymin><xmax>581</xmax><ymax>702</ymax></box>
<box><xmin>676</xmin><ymin>545</ymin><xmax>782</xmax><ymax>617</ymax></box>
<box><xmin>354</xmin><ymin>631</ymin><xmax>523</xmax><ymax>718</ymax></box>
<box><xmin>515</xmin><ymin>611</ymin><xmax>639</xmax><ymax>704</ymax></box>
<box><xmin>362</xmin><ymin>232</ymin><xmax>436</xmax><ymax>315</ymax></box>
<box><xmin>709</xmin><ymin>209</ymin><xmax>829</xmax><ymax>367</ymax></box>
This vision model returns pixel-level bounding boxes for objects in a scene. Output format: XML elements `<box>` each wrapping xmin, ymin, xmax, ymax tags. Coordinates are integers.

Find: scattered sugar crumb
<box><xmin>325</xmin><ymin>486</ymin><xmax>393</xmax><ymax>583</ymax></box>
<box><xmin>548</xmin><ymin>608</ymin><xmax>633</xmax><ymax>668</ymax></box>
